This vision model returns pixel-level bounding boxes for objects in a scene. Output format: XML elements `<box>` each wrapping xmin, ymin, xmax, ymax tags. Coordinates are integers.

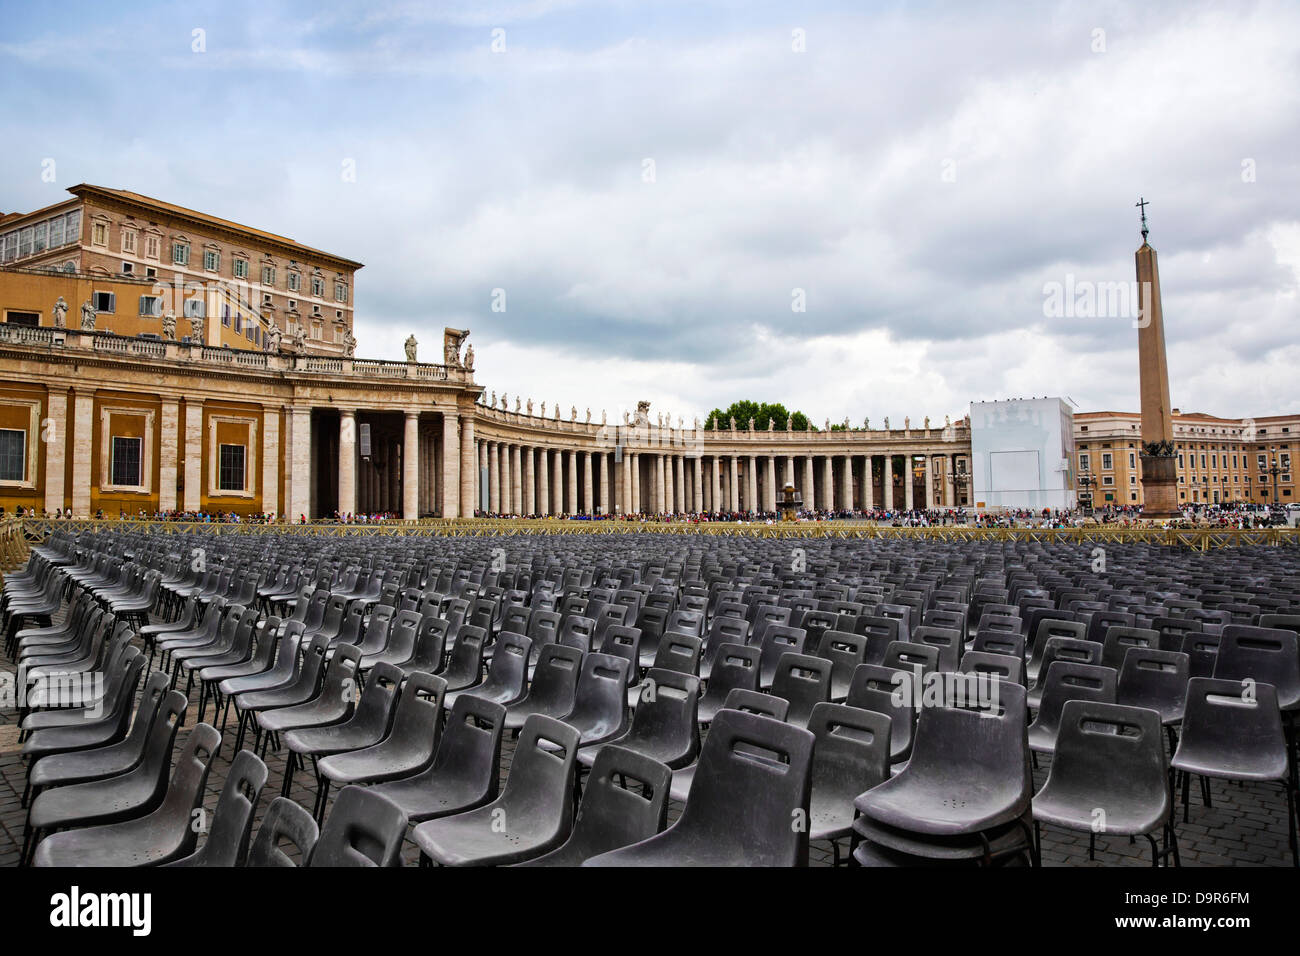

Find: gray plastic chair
<box><xmin>413</xmin><ymin>714</ymin><xmax>581</xmax><ymax>866</ymax></box>
<box><xmin>33</xmin><ymin>723</ymin><xmax>222</xmax><ymax>868</ymax></box>
<box><xmin>586</xmin><ymin>709</ymin><xmax>814</xmax><ymax>867</ymax></box>
<box><xmin>1032</xmin><ymin>700</ymin><xmax>1177</xmax><ymax>866</ymax></box>
<box><xmin>519</xmin><ymin>745</ymin><xmax>672</xmax><ymax>867</ymax></box>
<box><xmin>167</xmin><ymin>749</ymin><xmax>269</xmax><ymax>867</ymax></box>
<box><xmin>369</xmin><ymin>695</ymin><xmax>505</xmax><ymax>824</ymax></box>
<box><xmin>308</xmin><ymin>786</ymin><xmax>408</xmax><ymax>867</ymax></box>
<box><xmin>807</xmin><ymin>702</ymin><xmax>891</xmax><ymax>863</ymax></box>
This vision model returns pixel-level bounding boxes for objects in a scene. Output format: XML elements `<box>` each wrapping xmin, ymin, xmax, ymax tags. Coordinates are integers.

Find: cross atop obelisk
<box><xmin>1136</xmin><ymin>197</ymin><xmax>1149</xmax><ymax>242</ymax></box>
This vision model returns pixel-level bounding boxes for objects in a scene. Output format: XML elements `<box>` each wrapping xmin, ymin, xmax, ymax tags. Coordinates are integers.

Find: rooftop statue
<box><xmin>405</xmin><ymin>335</ymin><xmax>418</xmax><ymax>362</ymax></box>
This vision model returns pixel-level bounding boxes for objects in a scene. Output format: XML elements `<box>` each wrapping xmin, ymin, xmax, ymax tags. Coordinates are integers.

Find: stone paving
<box><xmin>1</xmin><ymin>606</ymin><xmax>1295</xmax><ymax>868</ymax></box>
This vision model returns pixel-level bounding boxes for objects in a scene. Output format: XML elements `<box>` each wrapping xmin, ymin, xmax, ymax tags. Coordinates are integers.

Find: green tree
<box><xmin>703</xmin><ymin>400</ymin><xmax>815</xmax><ymax>431</ymax></box>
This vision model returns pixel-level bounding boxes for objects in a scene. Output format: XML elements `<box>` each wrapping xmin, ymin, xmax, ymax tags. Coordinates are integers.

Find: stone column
<box><xmin>821</xmin><ymin>456</ymin><xmax>833</xmax><ymax>512</ymax></box>
<box><xmin>596</xmin><ymin>452</ymin><xmax>608</xmax><ymax>514</ymax></box>
<box><xmin>944</xmin><ymin>455</ymin><xmax>955</xmax><ymax>507</ymax></box>
<box><xmin>802</xmin><ymin>456</ymin><xmax>814</xmax><ymax>511</ymax></box>
<box><xmin>337</xmin><ymin>409</ymin><xmax>356</xmax><ymax>518</ymax></box>
<box><xmin>402</xmin><ymin>411</ymin><xmax>420</xmax><ymax>520</ymax></box>
<box><xmin>883</xmin><ymin>454</ymin><xmax>894</xmax><ymax>510</ymax></box>
<box><xmin>458</xmin><ymin>414</ymin><xmax>475</xmax><ymax>517</ymax></box>
<box><xmin>693</xmin><ymin>457</ymin><xmax>704</xmax><ymax>512</ymax></box>
<box><xmin>841</xmin><ymin>455</ymin><xmax>853</xmax><ymax>510</ymax></box>
<box><xmin>863</xmin><ymin>455</ymin><xmax>875</xmax><ymax>511</ymax></box>
<box><xmin>654</xmin><ymin>454</ymin><xmax>665</xmax><ymax>513</ymax></box>
<box><xmin>673</xmin><ymin>455</ymin><xmax>684</xmax><ymax>513</ymax></box>
<box><xmin>156</xmin><ymin>397</ymin><xmax>178</xmax><ymax>513</ymax></box>
<box><xmin>554</xmin><ymin>450</ymin><xmax>565</xmax><ymax>515</ymax></box>
<box><xmin>262</xmin><ymin>406</ymin><xmax>279</xmax><ymax>518</ymax></box>
<box><xmin>69</xmin><ymin>391</ymin><xmax>94</xmax><ymax>516</ymax></box>
<box><xmin>710</xmin><ymin>457</ymin><xmax>722</xmax><ymax>513</ymax></box>
<box><xmin>924</xmin><ymin>454</ymin><xmax>934</xmax><ymax>510</ymax></box>
<box><xmin>566</xmin><ymin>449</ymin><xmax>577</xmax><ymax>515</ymax></box>
<box><xmin>523</xmin><ymin>447</ymin><xmax>535</xmax><ymax>515</ymax></box>
<box><xmin>620</xmin><ymin>450</ymin><xmax>631</xmax><ymax>514</ymax></box>
<box><xmin>441</xmin><ymin>411</ymin><xmax>460</xmax><ymax>518</ymax></box>
<box><xmin>183</xmin><ymin>399</ymin><xmax>205</xmax><ymax>514</ymax></box>
<box><xmin>583</xmin><ymin>451</ymin><xmax>594</xmax><ymax>514</ymax></box>
<box><xmin>511</xmin><ymin>445</ymin><xmax>522</xmax><ymax>514</ymax></box>
<box><xmin>499</xmin><ymin>443</ymin><xmax>511</xmax><ymax>515</ymax></box>
<box><xmin>480</xmin><ymin>442</ymin><xmax>493</xmax><ymax>515</ymax></box>
<box><xmin>905</xmin><ymin>454</ymin><xmax>915</xmax><ymax>510</ymax></box>
<box><xmin>538</xmin><ymin>449</ymin><xmax>551</xmax><ymax>516</ymax></box>
<box><xmin>42</xmin><ymin>388</ymin><xmax>69</xmax><ymax>515</ymax></box>
<box><xmin>630</xmin><ymin>452</ymin><xmax>641</xmax><ymax>514</ymax></box>
<box><xmin>764</xmin><ymin>456</ymin><xmax>776</xmax><ymax>512</ymax></box>
<box><xmin>722</xmin><ymin>456</ymin><xmax>734</xmax><ymax>512</ymax></box>
<box><xmin>288</xmin><ymin>405</ymin><xmax>311</xmax><ymax>521</ymax></box>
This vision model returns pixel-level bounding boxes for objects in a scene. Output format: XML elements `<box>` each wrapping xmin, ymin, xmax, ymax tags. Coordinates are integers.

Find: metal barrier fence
<box><xmin>5</xmin><ymin>516</ymin><xmax>1300</xmax><ymax>553</ymax></box>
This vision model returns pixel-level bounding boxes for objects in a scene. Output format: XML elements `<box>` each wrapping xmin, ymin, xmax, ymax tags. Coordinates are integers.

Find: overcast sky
<box><xmin>3</xmin><ymin>0</ymin><xmax>1298</xmax><ymax>425</ymax></box>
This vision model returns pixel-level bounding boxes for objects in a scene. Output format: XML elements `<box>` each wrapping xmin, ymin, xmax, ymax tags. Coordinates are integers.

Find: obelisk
<box><xmin>1134</xmin><ymin>199</ymin><xmax>1179</xmax><ymax>518</ymax></box>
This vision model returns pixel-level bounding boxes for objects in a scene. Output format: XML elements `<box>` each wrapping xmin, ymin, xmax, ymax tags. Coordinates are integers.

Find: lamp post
<box><xmin>944</xmin><ymin>467</ymin><xmax>970</xmax><ymax>515</ymax></box>
<box><xmin>1077</xmin><ymin>468</ymin><xmax>1097</xmax><ymax>516</ymax></box>
<box><xmin>1267</xmin><ymin>446</ymin><xmax>1281</xmax><ymax>506</ymax></box>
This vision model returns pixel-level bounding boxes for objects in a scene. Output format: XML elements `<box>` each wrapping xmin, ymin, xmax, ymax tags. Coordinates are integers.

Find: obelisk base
<box><xmin>1140</xmin><ymin>454</ymin><xmax>1181</xmax><ymax>518</ymax></box>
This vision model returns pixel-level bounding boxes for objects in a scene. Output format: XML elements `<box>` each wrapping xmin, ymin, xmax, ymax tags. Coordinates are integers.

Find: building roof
<box><xmin>0</xmin><ymin>196</ymin><xmax>81</xmax><ymax>229</ymax></box>
<box><xmin>67</xmin><ymin>184</ymin><xmax>364</xmax><ymax>270</ymax></box>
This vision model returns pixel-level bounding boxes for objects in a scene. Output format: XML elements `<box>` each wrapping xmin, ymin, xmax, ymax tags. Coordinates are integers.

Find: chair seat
<box><xmin>413</xmin><ymin>806</ymin><xmax>565</xmax><ymax>866</ymax></box>
<box><xmin>854</xmin><ymin>775</ymin><xmax>1025</xmax><ymax>837</ymax></box>
<box><xmin>1032</xmin><ymin>790</ymin><xmax>1167</xmax><ymax>837</ymax></box>
<box><xmin>368</xmin><ymin>775</ymin><xmax>491</xmax><ymax>823</ymax></box>
<box><xmin>1171</xmin><ymin>746</ymin><xmax>1287</xmax><ymax>782</ymax></box>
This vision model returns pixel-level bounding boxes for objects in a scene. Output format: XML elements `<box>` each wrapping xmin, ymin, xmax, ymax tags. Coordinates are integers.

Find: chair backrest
<box><xmin>807</xmin><ymin>701</ymin><xmax>891</xmax><ymax>810</ymax></box>
<box><xmin>524</xmin><ymin>644</ymin><xmax>583</xmax><ymax>714</ymax></box>
<box><xmin>911</xmin><ymin>625</ymin><xmax>963</xmax><ymax>672</ymax></box>
<box><xmin>625</xmin><ymin>668</ymin><xmax>701</xmax><ymax>764</ymax></box>
<box><xmin>846</xmin><ymin>663</ymin><xmax>916</xmax><ymax>763</ymax></box>
<box><xmin>1034</xmin><ymin>636</ymin><xmax>1103</xmax><ymax>688</ymax></box>
<box><xmin>1180</xmin><ymin>631</ymin><xmax>1221</xmax><ymax>679</ymax></box>
<box><xmin>970</xmin><ymin>630</ymin><xmax>1025</xmax><ymax>660</ymax></box>
<box><xmin>1213</xmin><ymin>625</ymin><xmax>1300</xmax><ymax>708</ymax></box>
<box><xmin>881</xmin><ymin>640</ymin><xmax>939</xmax><ymax>675</ymax></box>
<box><xmin>1179</xmin><ymin>677</ymin><xmax>1287</xmax><ymax>778</ymax></box>
<box><xmin>769</xmin><ymin>652</ymin><xmax>832</xmax><ymax>725</ymax></box>
<box><xmin>155</xmin><ymin>723</ymin><xmax>223</xmax><ymax>861</ymax></box>
<box><xmin>1117</xmin><ymin>646</ymin><xmax>1189</xmax><ymax>709</ymax></box>
<box><xmin>758</xmin><ymin>624</ymin><xmax>806</xmax><ymax>672</ymax></box>
<box><xmin>651</xmin><ymin>632</ymin><xmax>702</xmax><ymax>676</ymax></box>
<box><xmin>599</xmin><ymin>624</ymin><xmax>641</xmax><ymax>686</ymax></box>
<box><xmin>672</xmin><ymin>709</ymin><xmax>814</xmax><ymax>866</ymax></box>
<box><xmin>558</xmin><ymin>615</ymin><xmax>596</xmax><ymax>653</ymax></box>
<box><xmin>434</xmin><ymin>695</ymin><xmax>506</xmax><ymax>799</ymax></box>
<box><xmin>1032</xmin><ymin>661</ymin><xmax>1117</xmax><ymax>738</ymax></box>
<box><xmin>310</xmin><ymin>786</ymin><xmax>408</xmax><ymax>867</ymax></box>
<box><xmin>246</xmin><ymin>798</ymin><xmax>321</xmax><ymax>867</ymax></box>
<box><xmin>180</xmin><ymin>749</ymin><xmax>268</xmax><ymax>866</ymax></box>
<box><xmin>815</xmin><ymin>630</ymin><xmax>868</xmax><ymax>689</ymax></box>
<box><xmin>1047</xmin><ymin>700</ymin><xmax>1168</xmax><ymax>820</ymax></box>
<box><xmin>568</xmin><ymin>653</ymin><xmax>630</xmax><ymax>725</ymax></box>
<box><xmin>502</xmin><ymin>714</ymin><xmax>581</xmax><ymax>826</ymax></box>
<box><xmin>1101</xmin><ymin>626</ymin><xmax>1159</xmax><ymax>671</ymax></box>
<box><xmin>530</xmin><ymin>745</ymin><xmax>671</xmax><ymax>866</ymax></box>
<box><xmin>720</xmin><ymin>687</ymin><xmax>790</xmax><ymax>721</ymax></box>
<box><xmin>959</xmin><ymin>649</ymin><xmax>1025</xmax><ymax>686</ymax></box>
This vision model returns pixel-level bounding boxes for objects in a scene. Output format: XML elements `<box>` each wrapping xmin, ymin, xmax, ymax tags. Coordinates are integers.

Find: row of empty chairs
<box><xmin>3</xmin><ymin>525</ymin><xmax>1298</xmax><ymax>866</ymax></box>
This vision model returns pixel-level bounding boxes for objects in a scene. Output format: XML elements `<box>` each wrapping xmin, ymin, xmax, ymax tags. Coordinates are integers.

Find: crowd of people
<box><xmin>2</xmin><ymin>501</ymin><xmax>1292</xmax><ymax>528</ymax></box>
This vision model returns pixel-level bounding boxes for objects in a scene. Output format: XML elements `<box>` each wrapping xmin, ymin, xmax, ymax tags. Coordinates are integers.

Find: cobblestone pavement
<box><xmin>2</xmin><ymin>607</ymin><xmax>1294</xmax><ymax>868</ymax></box>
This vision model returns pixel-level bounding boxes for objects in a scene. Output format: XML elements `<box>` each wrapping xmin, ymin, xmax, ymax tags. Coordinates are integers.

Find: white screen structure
<box><xmin>989</xmin><ymin>450</ymin><xmax>1040</xmax><ymax>492</ymax></box>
